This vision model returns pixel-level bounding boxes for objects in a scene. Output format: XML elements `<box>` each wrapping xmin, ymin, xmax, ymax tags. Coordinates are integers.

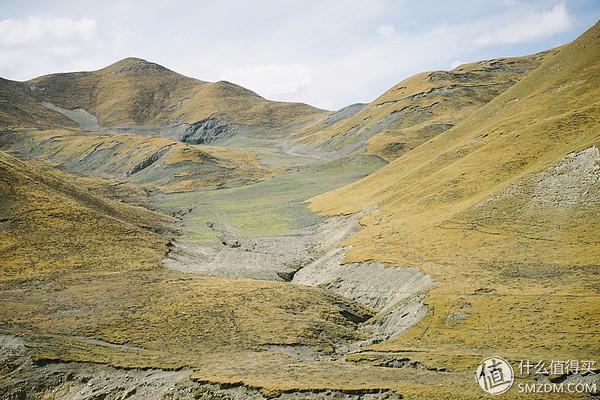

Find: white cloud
<box><xmin>212</xmin><ymin>2</ymin><xmax>578</xmax><ymax>109</ymax></box>
<box><xmin>0</xmin><ymin>17</ymin><xmax>96</xmax><ymax>48</ymax></box>
<box><xmin>475</xmin><ymin>2</ymin><xmax>573</xmax><ymax>46</ymax></box>
<box><xmin>219</xmin><ymin>64</ymin><xmax>314</xmax><ymax>101</ymax></box>
<box><xmin>0</xmin><ymin>17</ymin><xmax>103</xmax><ymax>80</ymax></box>
<box><xmin>377</xmin><ymin>24</ymin><xmax>395</xmax><ymax>37</ymax></box>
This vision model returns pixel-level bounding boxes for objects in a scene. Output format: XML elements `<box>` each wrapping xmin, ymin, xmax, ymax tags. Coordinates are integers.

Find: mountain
<box><xmin>0</xmin><ymin>58</ymin><xmax>333</xmax><ymax>193</ymax></box>
<box><xmin>292</xmin><ymin>51</ymin><xmax>547</xmax><ymax>159</ymax></box>
<box><xmin>1</xmin><ymin>20</ymin><xmax>599</xmax><ymax>400</ymax></box>
<box><xmin>1</xmin><ymin>58</ymin><xmax>332</xmax><ymax>192</ymax></box>
<box><xmin>309</xmin><ymin>21</ymin><xmax>600</xmax><ymax>370</ymax></box>
<box><xmin>2</xmin><ymin>57</ymin><xmax>326</xmax><ymax>143</ymax></box>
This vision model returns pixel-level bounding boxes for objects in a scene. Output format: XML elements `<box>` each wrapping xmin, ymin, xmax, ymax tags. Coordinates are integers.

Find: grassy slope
<box><xmin>0</xmin><ymin>78</ymin><xmax>76</xmax><ymax>130</ymax></box>
<box><xmin>0</xmin><ymin>150</ymin><xmax>171</xmax><ymax>280</ymax></box>
<box><xmin>0</xmin><ymin>128</ymin><xmax>271</xmax><ymax>192</ymax></box>
<box><xmin>1</xmin><ymin>150</ymin><xmax>508</xmax><ymax>399</ymax></box>
<box><xmin>295</xmin><ymin>52</ymin><xmax>547</xmax><ymax>160</ymax></box>
<box><xmin>0</xmin><ymin>150</ymin><xmax>379</xmax><ymax>385</ymax></box>
<box><xmin>310</xmin><ymin>22</ymin><xmax>600</xmax><ymax>370</ymax></box>
<box><xmin>6</xmin><ymin>58</ymin><xmax>324</xmax><ymax>130</ymax></box>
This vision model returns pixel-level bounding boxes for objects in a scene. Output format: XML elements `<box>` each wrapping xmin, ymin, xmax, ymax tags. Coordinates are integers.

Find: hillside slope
<box><xmin>0</xmin><ymin>150</ymin><xmax>172</xmax><ymax>279</ymax></box>
<box><xmin>293</xmin><ymin>52</ymin><xmax>547</xmax><ymax>159</ymax></box>
<box><xmin>4</xmin><ymin>150</ymin><xmax>490</xmax><ymax>399</ymax></box>
<box><xmin>0</xmin><ymin>150</ymin><xmax>404</xmax><ymax>396</ymax></box>
<box><xmin>0</xmin><ymin>78</ymin><xmax>76</xmax><ymax>130</ymax></box>
<box><xmin>0</xmin><ymin>128</ymin><xmax>271</xmax><ymax>193</ymax></box>
<box><xmin>310</xmin><ymin>22</ymin><xmax>600</xmax><ymax>369</ymax></box>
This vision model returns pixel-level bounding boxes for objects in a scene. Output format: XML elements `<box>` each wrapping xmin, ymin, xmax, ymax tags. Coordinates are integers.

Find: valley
<box><xmin>1</xmin><ymin>20</ymin><xmax>599</xmax><ymax>400</ymax></box>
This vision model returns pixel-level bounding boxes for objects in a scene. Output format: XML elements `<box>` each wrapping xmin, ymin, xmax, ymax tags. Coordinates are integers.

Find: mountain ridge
<box><xmin>2</xmin><ymin>57</ymin><xmax>327</xmax><ymax>134</ymax></box>
<box><xmin>291</xmin><ymin>50</ymin><xmax>549</xmax><ymax>159</ymax></box>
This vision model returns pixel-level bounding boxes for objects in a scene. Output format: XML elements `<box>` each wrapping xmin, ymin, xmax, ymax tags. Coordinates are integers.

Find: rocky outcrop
<box><xmin>128</xmin><ymin>145</ymin><xmax>172</xmax><ymax>175</ymax></box>
<box><xmin>321</xmin><ymin>103</ymin><xmax>368</xmax><ymax>128</ymax></box>
<box><xmin>41</xmin><ymin>102</ymin><xmax>101</xmax><ymax>131</ymax></box>
<box><xmin>179</xmin><ymin>116</ymin><xmax>240</xmax><ymax>144</ymax></box>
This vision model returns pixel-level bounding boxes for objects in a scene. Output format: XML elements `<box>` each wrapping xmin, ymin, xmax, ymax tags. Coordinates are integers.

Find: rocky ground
<box><xmin>162</xmin><ymin>207</ymin><xmax>435</xmax><ymax>346</ymax></box>
<box><xmin>1</xmin><ymin>335</ymin><xmax>402</xmax><ymax>400</ymax></box>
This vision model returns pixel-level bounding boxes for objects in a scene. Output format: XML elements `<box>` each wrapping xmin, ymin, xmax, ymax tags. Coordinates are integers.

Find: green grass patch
<box><xmin>158</xmin><ymin>154</ymin><xmax>386</xmax><ymax>243</ymax></box>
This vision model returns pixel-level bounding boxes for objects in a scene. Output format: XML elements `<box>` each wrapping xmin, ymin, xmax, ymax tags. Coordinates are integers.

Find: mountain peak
<box><xmin>115</xmin><ymin>56</ymin><xmax>150</xmax><ymax>64</ymax></box>
<box><xmin>103</xmin><ymin>57</ymin><xmax>171</xmax><ymax>74</ymax></box>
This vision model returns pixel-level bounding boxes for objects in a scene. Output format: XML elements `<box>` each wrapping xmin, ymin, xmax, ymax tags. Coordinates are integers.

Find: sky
<box><xmin>0</xmin><ymin>1</ymin><xmax>599</xmax><ymax>110</ymax></box>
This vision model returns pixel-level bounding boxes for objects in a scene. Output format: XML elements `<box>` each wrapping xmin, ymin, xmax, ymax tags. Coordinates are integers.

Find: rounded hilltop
<box><xmin>101</xmin><ymin>57</ymin><xmax>174</xmax><ymax>75</ymax></box>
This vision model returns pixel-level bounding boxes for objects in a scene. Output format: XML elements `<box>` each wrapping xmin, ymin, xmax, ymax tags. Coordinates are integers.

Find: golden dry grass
<box><xmin>295</xmin><ymin>51</ymin><xmax>547</xmax><ymax>160</ymax></box>
<box><xmin>9</xmin><ymin>58</ymin><xmax>324</xmax><ymax>130</ymax></box>
<box><xmin>2</xmin><ymin>21</ymin><xmax>599</xmax><ymax>400</ymax></box>
<box><xmin>0</xmin><ymin>149</ymin><xmax>546</xmax><ymax>399</ymax></box>
<box><xmin>0</xmin><ymin>78</ymin><xmax>76</xmax><ymax>129</ymax></box>
<box><xmin>309</xmin><ymin>22</ymin><xmax>600</xmax><ymax>372</ymax></box>
<box><xmin>1</xmin><ymin>150</ymin><xmax>435</xmax><ymax>398</ymax></box>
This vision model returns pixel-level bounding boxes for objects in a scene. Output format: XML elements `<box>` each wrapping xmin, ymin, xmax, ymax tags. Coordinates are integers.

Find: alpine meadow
<box><xmin>0</xmin><ymin>3</ymin><xmax>599</xmax><ymax>399</ymax></box>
